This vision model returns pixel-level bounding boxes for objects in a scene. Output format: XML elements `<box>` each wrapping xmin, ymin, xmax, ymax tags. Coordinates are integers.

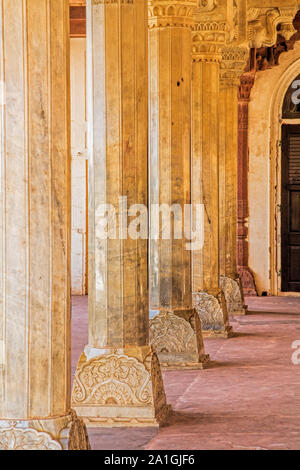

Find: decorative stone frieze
<box><xmin>220</xmin><ymin>46</ymin><xmax>249</xmax><ymax>86</ymax></box>
<box><xmin>192</xmin><ymin>22</ymin><xmax>226</xmax><ymax>61</ymax></box>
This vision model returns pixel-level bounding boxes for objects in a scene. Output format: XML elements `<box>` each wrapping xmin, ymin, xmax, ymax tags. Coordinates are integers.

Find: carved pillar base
<box><xmin>237</xmin><ymin>267</ymin><xmax>258</xmax><ymax>296</ymax></box>
<box><xmin>193</xmin><ymin>289</ymin><xmax>233</xmax><ymax>338</ymax></box>
<box><xmin>72</xmin><ymin>346</ymin><xmax>171</xmax><ymax>428</ymax></box>
<box><xmin>149</xmin><ymin>309</ymin><xmax>210</xmax><ymax>370</ymax></box>
<box><xmin>220</xmin><ymin>275</ymin><xmax>248</xmax><ymax>315</ymax></box>
<box><xmin>0</xmin><ymin>413</ymin><xmax>90</xmax><ymax>450</ymax></box>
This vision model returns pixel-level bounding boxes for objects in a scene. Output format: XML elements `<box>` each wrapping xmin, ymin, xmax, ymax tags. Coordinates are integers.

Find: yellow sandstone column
<box><xmin>0</xmin><ymin>0</ymin><xmax>89</xmax><ymax>450</ymax></box>
<box><xmin>71</xmin><ymin>0</ymin><xmax>170</xmax><ymax>427</ymax></box>
<box><xmin>148</xmin><ymin>0</ymin><xmax>209</xmax><ymax>369</ymax></box>
<box><xmin>191</xmin><ymin>23</ymin><xmax>232</xmax><ymax>338</ymax></box>
<box><xmin>219</xmin><ymin>46</ymin><xmax>248</xmax><ymax>316</ymax></box>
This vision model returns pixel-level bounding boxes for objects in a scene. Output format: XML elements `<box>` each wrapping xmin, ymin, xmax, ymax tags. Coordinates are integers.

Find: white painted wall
<box><xmin>248</xmin><ymin>71</ymin><xmax>271</xmax><ymax>294</ymax></box>
<box><xmin>70</xmin><ymin>38</ymin><xmax>87</xmax><ymax>295</ymax></box>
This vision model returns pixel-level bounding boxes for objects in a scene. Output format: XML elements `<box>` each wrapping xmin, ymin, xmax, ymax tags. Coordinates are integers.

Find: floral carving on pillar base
<box><xmin>220</xmin><ymin>275</ymin><xmax>248</xmax><ymax>316</ymax></box>
<box><xmin>72</xmin><ymin>347</ymin><xmax>171</xmax><ymax>427</ymax></box>
<box><xmin>0</xmin><ymin>413</ymin><xmax>90</xmax><ymax>450</ymax></box>
<box><xmin>193</xmin><ymin>289</ymin><xmax>233</xmax><ymax>338</ymax></box>
<box><xmin>149</xmin><ymin>310</ymin><xmax>210</xmax><ymax>370</ymax></box>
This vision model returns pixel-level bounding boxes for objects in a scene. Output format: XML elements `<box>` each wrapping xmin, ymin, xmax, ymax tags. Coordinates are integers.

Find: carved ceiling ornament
<box><xmin>148</xmin><ymin>0</ymin><xmax>197</xmax><ymax>29</ymax></box>
<box><xmin>247</xmin><ymin>6</ymin><xmax>298</xmax><ymax>48</ymax></box>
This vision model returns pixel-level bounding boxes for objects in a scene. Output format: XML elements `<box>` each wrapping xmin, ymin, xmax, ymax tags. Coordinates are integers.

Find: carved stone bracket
<box><xmin>193</xmin><ymin>289</ymin><xmax>233</xmax><ymax>338</ymax></box>
<box><xmin>72</xmin><ymin>347</ymin><xmax>171</xmax><ymax>427</ymax></box>
<box><xmin>0</xmin><ymin>413</ymin><xmax>90</xmax><ymax>450</ymax></box>
<box><xmin>247</xmin><ymin>6</ymin><xmax>298</xmax><ymax>48</ymax></box>
<box><xmin>150</xmin><ymin>310</ymin><xmax>210</xmax><ymax>369</ymax></box>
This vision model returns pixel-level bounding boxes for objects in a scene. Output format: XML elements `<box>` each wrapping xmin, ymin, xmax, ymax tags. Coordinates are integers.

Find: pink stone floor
<box><xmin>72</xmin><ymin>296</ymin><xmax>300</xmax><ymax>450</ymax></box>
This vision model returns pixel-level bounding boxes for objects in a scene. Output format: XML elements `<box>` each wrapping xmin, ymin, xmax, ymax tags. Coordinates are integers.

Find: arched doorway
<box><xmin>281</xmin><ymin>76</ymin><xmax>300</xmax><ymax>291</ymax></box>
<box><xmin>248</xmin><ymin>46</ymin><xmax>300</xmax><ymax>295</ymax></box>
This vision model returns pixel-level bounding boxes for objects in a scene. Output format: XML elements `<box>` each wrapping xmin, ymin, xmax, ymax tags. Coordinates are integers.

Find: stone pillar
<box><xmin>191</xmin><ymin>24</ymin><xmax>232</xmax><ymax>338</ymax></box>
<box><xmin>71</xmin><ymin>0</ymin><xmax>170</xmax><ymax>427</ymax></box>
<box><xmin>219</xmin><ymin>47</ymin><xmax>248</xmax><ymax>315</ymax></box>
<box><xmin>237</xmin><ymin>72</ymin><xmax>257</xmax><ymax>296</ymax></box>
<box><xmin>148</xmin><ymin>0</ymin><xmax>209</xmax><ymax>369</ymax></box>
<box><xmin>0</xmin><ymin>0</ymin><xmax>89</xmax><ymax>450</ymax></box>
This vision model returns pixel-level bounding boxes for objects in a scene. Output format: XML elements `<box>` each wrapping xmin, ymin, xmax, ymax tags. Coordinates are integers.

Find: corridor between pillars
<box><xmin>71</xmin><ymin>0</ymin><xmax>170</xmax><ymax>426</ymax></box>
<box><xmin>148</xmin><ymin>0</ymin><xmax>209</xmax><ymax>370</ymax></box>
<box><xmin>0</xmin><ymin>0</ymin><xmax>89</xmax><ymax>450</ymax></box>
<box><xmin>219</xmin><ymin>47</ymin><xmax>248</xmax><ymax>316</ymax></box>
<box><xmin>191</xmin><ymin>21</ymin><xmax>232</xmax><ymax>338</ymax></box>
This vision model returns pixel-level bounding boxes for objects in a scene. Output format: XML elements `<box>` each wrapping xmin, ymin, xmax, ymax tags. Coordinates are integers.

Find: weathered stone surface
<box><xmin>220</xmin><ymin>275</ymin><xmax>247</xmax><ymax>316</ymax></box>
<box><xmin>72</xmin><ymin>347</ymin><xmax>170</xmax><ymax>427</ymax></box>
<box><xmin>150</xmin><ymin>311</ymin><xmax>209</xmax><ymax>369</ymax></box>
<box><xmin>193</xmin><ymin>290</ymin><xmax>233</xmax><ymax>337</ymax></box>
